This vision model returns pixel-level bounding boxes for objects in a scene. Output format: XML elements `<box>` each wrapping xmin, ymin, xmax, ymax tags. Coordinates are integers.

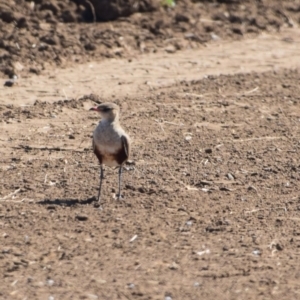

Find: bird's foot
<box><xmin>116</xmin><ymin>194</ymin><xmax>124</xmax><ymax>200</ymax></box>
<box><xmin>94</xmin><ymin>202</ymin><xmax>103</xmax><ymax>210</ymax></box>
<box><xmin>94</xmin><ymin>201</ymin><xmax>100</xmax><ymax>208</ymax></box>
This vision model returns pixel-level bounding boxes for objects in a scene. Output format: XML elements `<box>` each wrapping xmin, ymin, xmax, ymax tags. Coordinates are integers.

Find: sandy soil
<box><xmin>1</xmin><ymin>27</ymin><xmax>300</xmax><ymax>107</ymax></box>
<box><xmin>1</xmin><ymin>1</ymin><xmax>300</xmax><ymax>300</ymax></box>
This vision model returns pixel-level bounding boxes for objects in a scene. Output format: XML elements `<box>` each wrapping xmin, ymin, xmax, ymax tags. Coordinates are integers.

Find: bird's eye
<box><xmin>101</xmin><ymin>107</ymin><xmax>111</xmax><ymax>112</ymax></box>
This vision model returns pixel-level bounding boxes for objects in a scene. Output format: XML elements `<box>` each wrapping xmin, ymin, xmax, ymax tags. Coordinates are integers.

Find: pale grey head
<box><xmin>90</xmin><ymin>102</ymin><xmax>120</xmax><ymax>122</ymax></box>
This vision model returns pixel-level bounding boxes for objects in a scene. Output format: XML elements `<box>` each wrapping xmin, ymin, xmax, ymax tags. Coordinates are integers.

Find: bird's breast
<box><xmin>94</xmin><ymin>132</ymin><xmax>122</xmax><ymax>152</ymax></box>
<box><xmin>93</xmin><ymin>122</ymin><xmax>126</xmax><ymax>166</ymax></box>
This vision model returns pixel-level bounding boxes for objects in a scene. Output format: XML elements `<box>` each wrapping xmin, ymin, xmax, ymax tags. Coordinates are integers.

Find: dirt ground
<box><xmin>2</xmin><ymin>1</ymin><xmax>300</xmax><ymax>300</ymax></box>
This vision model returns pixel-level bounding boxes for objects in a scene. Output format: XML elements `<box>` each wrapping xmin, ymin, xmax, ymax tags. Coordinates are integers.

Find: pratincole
<box><xmin>90</xmin><ymin>102</ymin><xmax>131</xmax><ymax>205</ymax></box>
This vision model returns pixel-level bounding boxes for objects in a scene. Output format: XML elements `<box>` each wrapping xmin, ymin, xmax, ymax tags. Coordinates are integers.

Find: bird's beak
<box><xmin>89</xmin><ymin>107</ymin><xmax>99</xmax><ymax>111</ymax></box>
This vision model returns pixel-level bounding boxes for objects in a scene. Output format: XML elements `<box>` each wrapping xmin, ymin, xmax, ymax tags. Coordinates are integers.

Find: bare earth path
<box><xmin>1</xmin><ymin>28</ymin><xmax>300</xmax><ymax>106</ymax></box>
<box><xmin>1</xmin><ymin>28</ymin><xmax>300</xmax><ymax>300</ymax></box>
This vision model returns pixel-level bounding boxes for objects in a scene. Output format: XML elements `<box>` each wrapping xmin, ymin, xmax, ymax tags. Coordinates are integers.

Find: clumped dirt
<box><xmin>75</xmin><ymin>0</ymin><xmax>160</xmax><ymax>22</ymax></box>
<box><xmin>1</xmin><ymin>68</ymin><xmax>300</xmax><ymax>299</ymax></box>
<box><xmin>1</xmin><ymin>0</ymin><xmax>300</xmax><ymax>77</ymax></box>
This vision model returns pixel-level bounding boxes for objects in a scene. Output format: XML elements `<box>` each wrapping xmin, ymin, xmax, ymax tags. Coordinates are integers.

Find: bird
<box><xmin>89</xmin><ymin>102</ymin><xmax>130</xmax><ymax>204</ymax></box>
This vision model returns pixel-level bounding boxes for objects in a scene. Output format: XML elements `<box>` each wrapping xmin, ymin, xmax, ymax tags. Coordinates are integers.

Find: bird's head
<box><xmin>89</xmin><ymin>102</ymin><xmax>120</xmax><ymax>122</ymax></box>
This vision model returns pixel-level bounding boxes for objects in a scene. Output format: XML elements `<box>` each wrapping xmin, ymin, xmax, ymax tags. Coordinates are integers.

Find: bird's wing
<box><xmin>121</xmin><ymin>135</ymin><xmax>130</xmax><ymax>159</ymax></box>
<box><xmin>92</xmin><ymin>137</ymin><xmax>102</xmax><ymax>163</ymax></box>
<box><xmin>92</xmin><ymin>138</ymin><xmax>96</xmax><ymax>153</ymax></box>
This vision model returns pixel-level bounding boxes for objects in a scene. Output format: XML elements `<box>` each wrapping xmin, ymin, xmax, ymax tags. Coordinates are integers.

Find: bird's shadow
<box><xmin>37</xmin><ymin>196</ymin><xmax>97</xmax><ymax>207</ymax></box>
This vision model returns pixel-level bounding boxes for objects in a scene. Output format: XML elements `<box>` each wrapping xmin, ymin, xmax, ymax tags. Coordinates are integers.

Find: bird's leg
<box><xmin>97</xmin><ymin>165</ymin><xmax>104</xmax><ymax>203</ymax></box>
<box><xmin>117</xmin><ymin>166</ymin><xmax>123</xmax><ymax>200</ymax></box>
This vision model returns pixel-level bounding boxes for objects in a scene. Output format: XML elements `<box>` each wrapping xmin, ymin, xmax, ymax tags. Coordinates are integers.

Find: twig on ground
<box><xmin>154</xmin><ymin>119</ymin><xmax>165</xmax><ymax>132</ymax></box>
<box><xmin>247</xmin><ymin>185</ymin><xmax>261</xmax><ymax>199</ymax></box>
<box><xmin>154</xmin><ymin>119</ymin><xmax>184</xmax><ymax>126</ymax></box>
<box><xmin>244</xmin><ymin>208</ymin><xmax>264</xmax><ymax>214</ymax></box>
<box><xmin>179</xmin><ymin>92</ymin><xmax>206</xmax><ymax>98</ymax></box>
<box><xmin>0</xmin><ymin>188</ymin><xmax>21</xmax><ymax>201</ymax></box>
<box><xmin>243</xmin><ymin>86</ymin><xmax>259</xmax><ymax>95</ymax></box>
<box><xmin>244</xmin><ymin>206</ymin><xmax>287</xmax><ymax>214</ymax></box>
<box><xmin>62</xmin><ymin>89</ymin><xmax>69</xmax><ymax>100</ymax></box>
<box><xmin>233</xmin><ymin>136</ymin><xmax>286</xmax><ymax>143</ymax></box>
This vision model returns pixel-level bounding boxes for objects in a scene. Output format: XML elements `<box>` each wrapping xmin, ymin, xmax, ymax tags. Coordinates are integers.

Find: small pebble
<box><xmin>211</xmin><ymin>33</ymin><xmax>220</xmax><ymax>40</ymax></box>
<box><xmin>129</xmin><ymin>235</ymin><xmax>138</xmax><ymax>242</ymax></box>
<box><xmin>127</xmin><ymin>283</ymin><xmax>135</xmax><ymax>289</ymax></box>
<box><xmin>186</xmin><ymin>221</ymin><xmax>193</xmax><ymax>226</ymax></box>
<box><xmin>24</xmin><ymin>235</ymin><xmax>29</xmax><ymax>244</ymax></box>
<box><xmin>75</xmin><ymin>215</ymin><xmax>88</xmax><ymax>221</ymax></box>
<box><xmin>169</xmin><ymin>262</ymin><xmax>179</xmax><ymax>270</ymax></box>
<box><xmin>197</xmin><ymin>249</ymin><xmax>210</xmax><ymax>256</ymax></box>
<box><xmin>47</xmin><ymin>279</ymin><xmax>54</xmax><ymax>286</ymax></box>
<box><xmin>87</xmin><ymin>294</ymin><xmax>98</xmax><ymax>300</ymax></box>
<box><xmin>227</xmin><ymin>173</ymin><xmax>234</xmax><ymax>180</ymax></box>
<box><xmin>252</xmin><ymin>249</ymin><xmax>261</xmax><ymax>256</ymax></box>
<box><xmin>4</xmin><ymin>80</ymin><xmax>14</xmax><ymax>87</ymax></box>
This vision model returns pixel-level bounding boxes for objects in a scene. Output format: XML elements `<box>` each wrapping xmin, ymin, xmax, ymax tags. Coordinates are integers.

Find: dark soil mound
<box><xmin>75</xmin><ymin>0</ymin><xmax>159</xmax><ymax>22</ymax></box>
<box><xmin>0</xmin><ymin>0</ymin><xmax>299</xmax><ymax>78</ymax></box>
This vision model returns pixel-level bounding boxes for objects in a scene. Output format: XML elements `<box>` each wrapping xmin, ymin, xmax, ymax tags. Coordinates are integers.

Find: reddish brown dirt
<box><xmin>1</xmin><ymin>0</ymin><xmax>300</xmax><ymax>77</ymax></box>
<box><xmin>1</xmin><ymin>68</ymin><xmax>300</xmax><ymax>299</ymax></box>
<box><xmin>1</xmin><ymin>0</ymin><xmax>300</xmax><ymax>299</ymax></box>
